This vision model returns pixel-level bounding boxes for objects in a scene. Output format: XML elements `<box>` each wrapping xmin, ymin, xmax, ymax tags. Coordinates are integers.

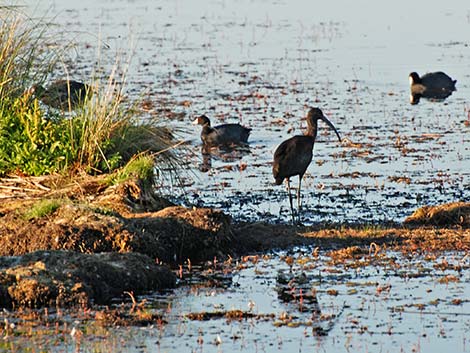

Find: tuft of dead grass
<box><xmin>404</xmin><ymin>202</ymin><xmax>470</xmax><ymax>227</ymax></box>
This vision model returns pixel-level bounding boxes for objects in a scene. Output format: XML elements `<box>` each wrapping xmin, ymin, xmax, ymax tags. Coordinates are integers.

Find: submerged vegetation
<box><xmin>0</xmin><ymin>7</ymin><xmax>181</xmax><ymax>180</ymax></box>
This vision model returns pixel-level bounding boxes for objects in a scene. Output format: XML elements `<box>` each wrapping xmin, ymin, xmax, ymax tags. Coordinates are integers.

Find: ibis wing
<box><xmin>273</xmin><ymin>136</ymin><xmax>313</xmax><ymax>181</ymax></box>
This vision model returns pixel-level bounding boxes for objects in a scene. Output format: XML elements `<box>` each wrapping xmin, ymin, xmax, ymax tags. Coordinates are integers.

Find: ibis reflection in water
<box><xmin>273</xmin><ymin>107</ymin><xmax>342</xmax><ymax>224</ymax></box>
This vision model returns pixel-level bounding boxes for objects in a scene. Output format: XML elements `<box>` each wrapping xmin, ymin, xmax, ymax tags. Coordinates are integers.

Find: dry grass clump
<box><xmin>404</xmin><ymin>202</ymin><xmax>470</xmax><ymax>227</ymax></box>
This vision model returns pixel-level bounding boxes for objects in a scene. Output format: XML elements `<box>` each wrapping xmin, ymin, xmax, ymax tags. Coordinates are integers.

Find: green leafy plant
<box><xmin>106</xmin><ymin>154</ymin><xmax>156</xmax><ymax>186</ymax></box>
<box><xmin>0</xmin><ymin>95</ymin><xmax>75</xmax><ymax>175</ymax></box>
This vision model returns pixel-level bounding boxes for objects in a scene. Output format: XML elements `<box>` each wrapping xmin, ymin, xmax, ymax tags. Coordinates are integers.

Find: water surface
<box><xmin>24</xmin><ymin>0</ymin><xmax>470</xmax><ymax>224</ymax></box>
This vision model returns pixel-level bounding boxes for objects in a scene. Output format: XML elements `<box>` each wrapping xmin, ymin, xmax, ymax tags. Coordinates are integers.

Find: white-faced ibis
<box><xmin>409</xmin><ymin>71</ymin><xmax>456</xmax><ymax>104</ymax></box>
<box><xmin>192</xmin><ymin>115</ymin><xmax>251</xmax><ymax>146</ymax></box>
<box><xmin>30</xmin><ymin>80</ymin><xmax>91</xmax><ymax>110</ymax></box>
<box><xmin>273</xmin><ymin>107</ymin><xmax>342</xmax><ymax>223</ymax></box>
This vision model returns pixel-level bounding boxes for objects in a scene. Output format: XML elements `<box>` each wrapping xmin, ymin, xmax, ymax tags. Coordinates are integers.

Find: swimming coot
<box><xmin>192</xmin><ymin>115</ymin><xmax>251</xmax><ymax>146</ymax></box>
<box><xmin>272</xmin><ymin>107</ymin><xmax>342</xmax><ymax>224</ymax></box>
<box><xmin>409</xmin><ymin>71</ymin><xmax>456</xmax><ymax>104</ymax></box>
<box><xmin>30</xmin><ymin>80</ymin><xmax>91</xmax><ymax>110</ymax></box>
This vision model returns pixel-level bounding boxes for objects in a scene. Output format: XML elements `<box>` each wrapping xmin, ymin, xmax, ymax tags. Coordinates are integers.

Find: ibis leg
<box><xmin>296</xmin><ymin>176</ymin><xmax>303</xmax><ymax>223</ymax></box>
<box><xmin>286</xmin><ymin>178</ymin><xmax>295</xmax><ymax>224</ymax></box>
<box><xmin>297</xmin><ymin>175</ymin><xmax>302</xmax><ymax>211</ymax></box>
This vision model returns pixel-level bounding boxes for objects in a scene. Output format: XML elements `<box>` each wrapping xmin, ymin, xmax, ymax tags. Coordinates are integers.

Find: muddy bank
<box><xmin>0</xmin><ymin>176</ymin><xmax>234</xmax><ymax>308</ymax></box>
<box><xmin>404</xmin><ymin>201</ymin><xmax>470</xmax><ymax>227</ymax></box>
<box><xmin>0</xmin><ymin>177</ymin><xmax>233</xmax><ymax>263</ymax></box>
<box><xmin>0</xmin><ymin>204</ymin><xmax>233</xmax><ymax>263</ymax></box>
<box><xmin>0</xmin><ymin>251</ymin><xmax>175</xmax><ymax>309</ymax></box>
<box><xmin>233</xmin><ymin>200</ymin><xmax>470</xmax><ymax>252</ymax></box>
<box><xmin>234</xmin><ymin>220</ymin><xmax>470</xmax><ymax>253</ymax></box>
<box><xmin>2</xmin><ymin>176</ymin><xmax>468</xmax><ymax>258</ymax></box>
<box><xmin>0</xmin><ymin>175</ymin><xmax>469</xmax><ymax>309</ymax></box>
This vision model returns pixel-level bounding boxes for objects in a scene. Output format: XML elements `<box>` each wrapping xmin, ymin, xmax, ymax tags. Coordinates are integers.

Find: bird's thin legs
<box><xmin>296</xmin><ymin>175</ymin><xmax>303</xmax><ymax>224</ymax></box>
<box><xmin>285</xmin><ymin>178</ymin><xmax>295</xmax><ymax>224</ymax></box>
<box><xmin>297</xmin><ymin>175</ymin><xmax>302</xmax><ymax>211</ymax></box>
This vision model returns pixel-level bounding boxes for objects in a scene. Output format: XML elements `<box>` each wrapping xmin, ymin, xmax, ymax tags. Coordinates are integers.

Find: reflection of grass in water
<box><xmin>0</xmin><ymin>313</ymin><xmax>138</xmax><ymax>352</ymax></box>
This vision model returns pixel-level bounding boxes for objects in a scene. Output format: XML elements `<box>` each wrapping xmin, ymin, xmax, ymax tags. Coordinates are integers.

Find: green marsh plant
<box><xmin>0</xmin><ymin>7</ymin><xmax>183</xmax><ymax>187</ymax></box>
<box><xmin>24</xmin><ymin>198</ymin><xmax>63</xmax><ymax>220</ymax></box>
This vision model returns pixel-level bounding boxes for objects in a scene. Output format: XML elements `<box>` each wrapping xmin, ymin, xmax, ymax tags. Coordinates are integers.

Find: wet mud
<box><xmin>0</xmin><ymin>251</ymin><xmax>176</xmax><ymax>308</ymax></box>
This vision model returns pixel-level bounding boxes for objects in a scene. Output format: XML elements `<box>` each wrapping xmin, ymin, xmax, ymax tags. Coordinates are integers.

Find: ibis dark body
<box><xmin>409</xmin><ymin>71</ymin><xmax>456</xmax><ymax>104</ymax></box>
<box><xmin>32</xmin><ymin>80</ymin><xmax>90</xmax><ymax>110</ymax></box>
<box><xmin>193</xmin><ymin>115</ymin><xmax>251</xmax><ymax>146</ymax></box>
<box><xmin>273</xmin><ymin>135</ymin><xmax>316</xmax><ymax>186</ymax></box>
<box><xmin>273</xmin><ymin>107</ymin><xmax>341</xmax><ymax>223</ymax></box>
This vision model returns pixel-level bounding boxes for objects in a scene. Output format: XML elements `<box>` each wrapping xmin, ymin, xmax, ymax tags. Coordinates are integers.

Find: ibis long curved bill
<box><xmin>318</xmin><ymin>113</ymin><xmax>342</xmax><ymax>142</ymax></box>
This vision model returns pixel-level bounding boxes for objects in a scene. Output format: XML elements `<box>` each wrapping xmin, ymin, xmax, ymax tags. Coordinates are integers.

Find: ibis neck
<box><xmin>305</xmin><ymin>120</ymin><xmax>318</xmax><ymax>139</ymax></box>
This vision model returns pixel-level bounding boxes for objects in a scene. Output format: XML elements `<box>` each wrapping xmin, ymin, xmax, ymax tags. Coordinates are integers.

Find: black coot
<box><xmin>192</xmin><ymin>115</ymin><xmax>251</xmax><ymax>146</ymax></box>
<box><xmin>409</xmin><ymin>71</ymin><xmax>456</xmax><ymax>104</ymax></box>
<box><xmin>31</xmin><ymin>80</ymin><xmax>91</xmax><ymax>110</ymax></box>
<box><xmin>273</xmin><ymin>107</ymin><xmax>342</xmax><ymax>224</ymax></box>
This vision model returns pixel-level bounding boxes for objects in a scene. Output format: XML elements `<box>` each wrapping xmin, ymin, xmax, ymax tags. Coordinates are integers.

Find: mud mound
<box><xmin>0</xmin><ymin>201</ymin><xmax>234</xmax><ymax>264</ymax></box>
<box><xmin>0</xmin><ymin>251</ymin><xmax>175</xmax><ymax>308</ymax></box>
<box><xmin>0</xmin><ymin>204</ymin><xmax>131</xmax><ymax>256</ymax></box>
<box><xmin>404</xmin><ymin>202</ymin><xmax>470</xmax><ymax>227</ymax></box>
<box><xmin>128</xmin><ymin>206</ymin><xmax>233</xmax><ymax>263</ymax></box>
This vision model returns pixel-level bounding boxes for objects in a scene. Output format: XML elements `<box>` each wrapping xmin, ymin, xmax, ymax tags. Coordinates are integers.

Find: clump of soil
<box><xmin>404</xmin><ymin>202</ymin><xmax>470</xmax><ymax>227</ymax></box>
<box><xmin>0</xmin><ymin>179</ymin><xmax>233</xmax><ymax>264</ymax></box>
<box><xmin>123</xmin><ymin>206</ymin><xmax>233</xmax><ymax>263</ymax></box>
<box><xmin>0</xmin><ymin>251</ymin><xmax>175</xmax><ymax>308</ymax></box>
<box><xmin>94</xmin><ymin>307</ymin><xmax>167</xmax><ymax>327</ymax></box>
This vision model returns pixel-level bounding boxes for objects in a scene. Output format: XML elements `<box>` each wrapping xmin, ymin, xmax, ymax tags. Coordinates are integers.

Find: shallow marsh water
<box><xmin>4</xmin><ymin>248</ymin><xmax>470</xmax><ymax>353</ymax></box>
<box><xmin>8</xmin><ymin>0</ymin><xmax>470</xmax><ymax>352</ymax></box>
<box><xmin>23</xmin><ymin>0</ymin><xmax>470</xmax><ymax>224</ymax></box>
<box><xmin>151</xmin><ymin>250</ymin><xmax>470</xmax><ymax>353</ymax></box>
